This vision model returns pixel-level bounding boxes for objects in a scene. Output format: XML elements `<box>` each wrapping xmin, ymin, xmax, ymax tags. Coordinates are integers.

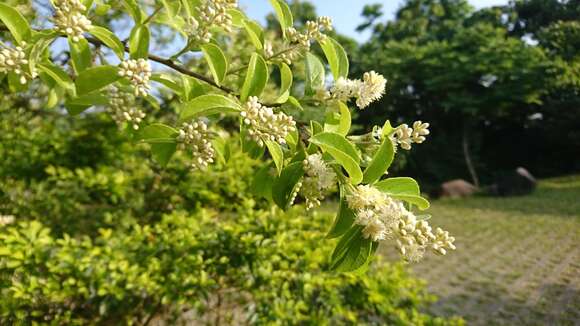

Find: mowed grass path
<box><xmin>401</xmin><ymin>176</ymin><xmax>580</xmax><ymax>325</ymax></box>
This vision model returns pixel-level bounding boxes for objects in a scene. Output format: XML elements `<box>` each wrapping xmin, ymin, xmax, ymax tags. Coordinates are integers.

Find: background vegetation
<box><xmin>0</xmin><ymin>0</ymin><xmax>578</xmax><ymax>324</ymax></box>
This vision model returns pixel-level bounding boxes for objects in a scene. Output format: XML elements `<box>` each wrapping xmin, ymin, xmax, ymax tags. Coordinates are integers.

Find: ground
<box><xmin>388</xmin><ymin>176</ymin><xmax>580</xmax><ymax>325</ymax></box>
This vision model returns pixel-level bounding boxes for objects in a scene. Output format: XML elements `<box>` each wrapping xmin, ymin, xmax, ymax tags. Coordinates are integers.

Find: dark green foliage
<box><xmin>353</xmin><ymin>0</ymin><xmax>580</xmax><ymax>185</ymax></box>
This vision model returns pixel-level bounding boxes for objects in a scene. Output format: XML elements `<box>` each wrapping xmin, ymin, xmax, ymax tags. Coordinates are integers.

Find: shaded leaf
<box><xmin>240</xmin><ymin>53</ymin><xmax>269</xmax><ymax>102</ymax></box>
<box><xmin>75</xmin><ymin>65</ymin><xmax>121</xmax><ymax>95</ymax></box>
<box><xmin>0</xmin><ymin>3</ymin><xmax>32</xmax><ymax>45</ymax></box>
<box><xmin>89</xmin><ymin>26</ymin><xmax>125</xmax><ymax>59</ymax></box>
<box><xmin>201</xmin><ymin>43</ymin><xmax>228</xmax><ymax>85</ymax></box>
<box><xmin>272</xmin><ymin>161</ymin><xmax>304</xmax><ymax>210</ymax></box>
<box><xmin>180</xmin><ymin>94</ymin><xmax>240</xmax><ymax>121</ymax></box>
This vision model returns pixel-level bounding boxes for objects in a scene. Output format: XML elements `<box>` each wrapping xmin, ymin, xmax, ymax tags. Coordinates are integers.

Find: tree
<box><xmin>355</xmin><ymin>0</ymin><xmax>562</xmax><ymax>186</ymax></box>
<box><xmin>0</xmin><ymin>0</ymin><xmax>456</xmax><ymax>277</ymax></box>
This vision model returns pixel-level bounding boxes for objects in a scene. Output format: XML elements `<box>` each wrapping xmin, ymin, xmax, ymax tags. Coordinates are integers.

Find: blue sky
<box><xmin>239</xmin><ymin>0</ymin><xmax>508</xmax><ymax>41</ymax></box>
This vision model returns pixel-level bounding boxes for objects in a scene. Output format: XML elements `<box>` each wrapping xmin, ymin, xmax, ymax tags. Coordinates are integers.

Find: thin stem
<box><xmin>142</xmin><ymin>6</ymin><xmax>164</xmax><ymax>26</ymax></box>
<box><xmin>83</xmin><ymin>36</ymin><xmax>237</xmax><ymax>95</ymax></box>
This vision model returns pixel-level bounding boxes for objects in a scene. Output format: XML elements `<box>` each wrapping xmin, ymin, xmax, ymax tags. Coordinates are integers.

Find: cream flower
<box><xmin>0</xmin><ymin>43</ymin><xmax>37</xmax><ymax>84</ymax></box>
<box><xmin>118</xmin><ymin>59</ymin><xmax>152</xmax><ymax>97</ymax></box>
<box><xmin>108</xmin><ymin>88</ymin><xmax>145</xmax><ymax>130</ymax></box>
<box><xmin>53</xmin><ymin>0</ymin><xmax>92</xmax><ymax>42</ymax></box>
<box><xmin>177</xmin><ymin>120</ymin><xmax>215</xmax><ymax>170</ymax></box>
<box><xmin>240</xmin><ymin>96</ymin><xmax>296</xmax><ymax>146</ymax></box>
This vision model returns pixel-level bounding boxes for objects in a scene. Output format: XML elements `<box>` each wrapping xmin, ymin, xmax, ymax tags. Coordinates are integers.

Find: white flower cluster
<box><xmin>347</xmin><ymin>185</ymin><xmax>456</xmax><ymax>262</ymax></box>
<box><xmin>300</xmin><ymin>154</ymin><xmax>336</xmax><ymax>209</ymax></box>
<box><xmin>177</xmin><ymin>120</ymin><xmax>216</xmax><ymax>170</ymax></box>
<box><xmin>0</xmin><ymin>43</ymin><xmax>37</xmax><ymax>84</ymax></box>
<box><xmin>52</xmin><ymin>0</ymin><xmax>92</xmax><ymax>42</ymax></box>
<box><xmin>240</xmin><ymin>96</ymin><xmax>296</xmax><ymax>146</ymax></box>
<box><xmin>0</xmin><ymin>215</ymin><xmax>15</xmax><ymax>226</ymax></box>
<box><xmin>108</xmin><ymin>88</ymin><xmax>145</xmax><ymax>130</ymax></box>
<box><xmin>118</xmin><ymin>59</ymin><xmax>152</xmax><ymax>97</ymax></box>
<box><xmin>287</xmin><ymin>16</ymin><xmax>333</xmax><ymax>47</ymax></box>
<box><xmin>391</xmin><ymin>121</ymin><xmax>430</xmax><ymax>150</ymax></box>
<box><xmin>185</xmin><ymin>0</ymin><xmax>238</xmax><ymax>44</ymax></box>
<box><xmin>270</xmin><ymin>16</ymin><xmax>333</xmax><ymax>64</ymax></box>
<box><xmin>329</xmin><ymin>71</ymin><xmax>387</xmax><ymax>109</ymax></box>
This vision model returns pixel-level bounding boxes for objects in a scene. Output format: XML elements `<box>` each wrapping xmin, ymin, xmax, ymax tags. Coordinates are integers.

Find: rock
<box><xmin>436</xmin><ymin>179</ymin><xmax>478</xmax><ymax>199</ymax></box>
<box><xmin>494</xmin><ymin>167</ymin><xmax>537</xmax><ymax>196</ymax></box>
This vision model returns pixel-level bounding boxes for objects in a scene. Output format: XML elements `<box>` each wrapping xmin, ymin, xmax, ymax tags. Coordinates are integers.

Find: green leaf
<box><xmin>324</xmin><ymin>101</ymin><xmax>351</xmax><ymax>136</ymax></box>
<box><xmin>75</xmin><ymin>66</ymin><xmax>121</xmax><ymax>95</ymax></box>
<box><xmin>375</xmin><ymin>177</ymin><xmax>430</xmax><ymax>210</ymax></box>
<box><xmin>129</xmin><ymin>24</ymin><xmax>150</xmax><ymax>59</ymax></box>
<box><xmin>212</xmin><ymin>137</ymin><xmax>230</xmax><ymax>165</ymax></box>
<box><xmin>242</xmin><ymin>19</ymin><xmax>264</xmax><ymax>50</ymax></box>
<box><xmin>310</xmin><ymin>121</ymin><xmax>324</xmax><ymax>136</ymax></box>
<box><xmin>327</xmin><ymin>191</ymin><xmax>355</xmax><ymax>239</ymax></box>
<box><xmin>65</xmin><ymin>92</ymin><xmax>109</xmax><ymax>115</ymax></box>
<box><xmin>268</xmin><ymin>0</ymin><xmax>293</xmax><ymax>37</ymax></box>
<box><xmin>286</xmin><ymin>96</ymin><xmax>303</xmax><ymax>111</ymax></box>
<box><xmin>138</xmin><ymin>124</ymin><xmax>179</xmax><ymax>166</ymax></box>
<box><xmin>122</xmin><ymin>0</ymin><xmax>143</xmax><ymax>23</ymax></box>
<box><xmin>265</xmin><ymin>140</ymin><xmax>284</xmax><ymax>175</ymax></box>
<box><xmin>276</xmin><ymin>63</ymin><xmax>293</xmax><ymax>103</ymax></box>
<box><xmin>241</xmin><ymin>136</ymin><xmax>265</xmax><ymax>159</ymax></box>
<box><xmin>28</xmin><ymin>34</ymin><xmax>56</xmax><ymax>75</ymax></box>
<box><xmin>201</xmin><ymin>43</ymin><xmax>228</xmax><ymax>86</ymax></box>
<box><xmin>228</xmin><ymin>8</ymin><xmax>247</xmax><ymax>28</ymax></box>
<box><xmin>69</xmin><ymin>37</ymin><xmax>92</xmax><ymax>73</ymax></box>
<box><xmin>89</xmin><ymin>26</ymin><xmax>125</xmax><ymax>59</ymax></box>
<box><xmin>362</xmin><ymin>137</ymin><xmax>395</xmax><ymax>184</ymax></box>
<box><xmin>37</xmin><ymin>62</ymin><xmax>74</xmax><ymax>92</ymax></box>
<box><xmin>381</xmin><ymin>120</ymin><xmax>395</xmax><ymax>138</ymax></box>
<box><xmin>310</xmin><ymin>132</ymin><xmax>362</xmax><ymax>184</ymax></box>
<box><xmin>151</xmin><ymin>73</ymin><xmax>183</xmax><ymax>96</ymax></box>
<box><xmin>272</xmin><ymin>161</ymin><xmax>304</xmax><ymax>210</ymax></box>
<box><xmin>95</xmin><ymin>3</ymin><xmax>111</xmax><ymax>15</ymax></box>
<box><xmin>320</xmin><ymin>37</ymin><xmax>349</xmax><ymax>80</ymax></box>
<box><xmin>182</xmin><ymin>95</ymin><xmax>231</xmax><ymax>118</ymax></box>
<box><xmin>180</xmin><ymin>94</ymin><xmax>240</xmax><ymax>121</ymax></box>
<box><xmin>161</xmin><ymin>0</ymin><xmax>181</xmax><ymax>19</ymax></box>
<box><xmin>251</xmin><ymin>164</ymin><xmax>275</xmax><ymax>200</ymax></box>
<box><xmin>330</xmin><ymin>225</ymin><xmax>373</xmax><ymax>272</ymax></box>
<box><xmin>304</xmin><ymin>52</ymin><xmax>325</xmax><ymax>96</ymax></box>
<box><xmin>240</xmin><ymin>53</ymin><xmax>269</xmax><ymax>102</ymax></box>
<box><xmin>0</xmin><ymin>3</ymin><xmax>32</xmax><ymax>45</ymax></box>
<box><xmin>374</xmin><ymin>177</ymin><xmax>420</xmax><ymax>196</ymax></box>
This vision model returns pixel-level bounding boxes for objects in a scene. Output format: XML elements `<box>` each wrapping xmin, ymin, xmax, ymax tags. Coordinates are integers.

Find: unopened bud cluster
<box><xmin>52</xmin><ymin>0</ymin><xmax>92</xmax><ymax>42</ymax></box>
<box><xmin>177</xmin><ymin>120</ymin><xmax>215</xmax><ymax>170</ymax></box>
<box><xmin>118</xmin><ymin>59</ymin><xmax>152</xmax><ymax>97</ymax></box>
<box><xmin>347</xmin><ymin>185</ymin><xmax>455</xmax><ymax>262</ymax></box>
<box><xmin>395</xmin><ymin>213</ymin><xmax>456</xmax><ymax>262</ymax></box>
<box><xmin>391</xmin><ymin>121</ymin><xmax>430</xmax><ymax>150</ymax></box>
<box><xmin>273</xmin><ymin>17</ymin><xmax>332</xmax><ymax>64</ymax></box>
<box><xmin>0</xmin><ymin>43</ymin><xmax>37</xmax><ymax>84</ymax></box>
<box><xmin>185</xmin><ymin>0</ymin><xmax>238</xmax><ymax>44</ymax></box>
<box><xmin>240</xmin><ymin>96</ymin><xmax>296</xmax><ymax>146</ymax></box>
<box><xmin>108</xmin><ymin>88</ymin><xmax>145</xmax><ymax>130</ymax></box>
<box><xmin>328</xmin><ymin>71</ymin><xmax>387</xmax><ymax>109</ymax></box>
<box><xmin>287</xmin><ymin>16</ymin><xmax>333</xmax><ymax>48</ymax></box>
<box><xmin>300</xmin><ymin>154</ymin><xmax>336</xmax><ymax>209</ymax></box>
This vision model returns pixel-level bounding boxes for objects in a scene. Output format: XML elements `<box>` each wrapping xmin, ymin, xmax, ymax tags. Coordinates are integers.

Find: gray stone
<box><xmin>437</xmin><ymin>179</ymin><xmax>478</xmax><ymax>199</ymax></box>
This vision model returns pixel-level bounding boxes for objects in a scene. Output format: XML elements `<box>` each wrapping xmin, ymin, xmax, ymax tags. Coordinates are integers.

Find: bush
<box><xmin>0</xmin><ymin>110</ymin><xmax>461</xmax><ymax>324</ymax></box>
<box><xmin>0</xmin><ymin>209</ymin><xmax>461</xmax><ymax>325</ymax></box>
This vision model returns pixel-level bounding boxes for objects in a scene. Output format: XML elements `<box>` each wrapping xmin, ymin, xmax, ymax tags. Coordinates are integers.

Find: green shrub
<box><xmin>0</xmin><ymin>208</ymin><xmax>461</xmax><ymax>325</ymax></box>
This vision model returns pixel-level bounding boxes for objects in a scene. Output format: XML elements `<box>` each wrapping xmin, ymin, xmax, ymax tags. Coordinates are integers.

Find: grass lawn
<box><xmin>390</xmin><ymin>175</ymin><xmax>580</xmax><ymax>325</ymax></box>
